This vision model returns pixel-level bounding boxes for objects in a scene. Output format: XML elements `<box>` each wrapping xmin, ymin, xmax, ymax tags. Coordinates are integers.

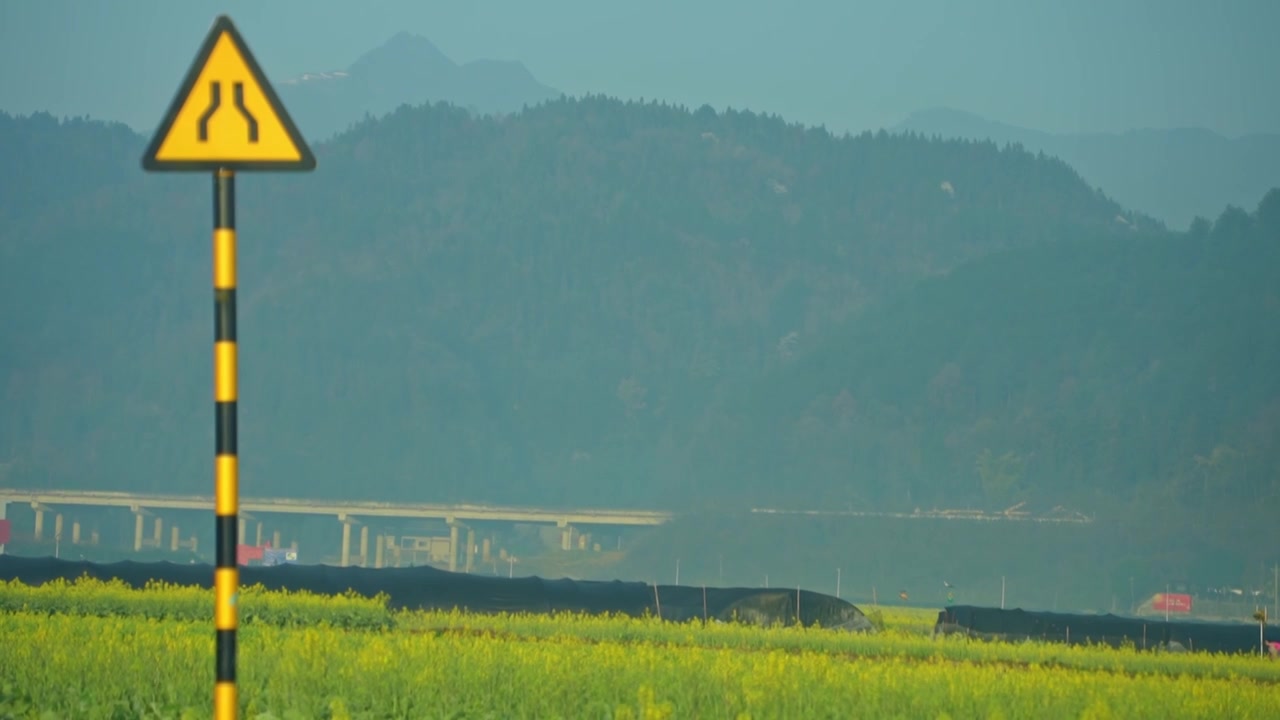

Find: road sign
<box><xmin>140</xmin><ymin>15</ymin><xmax>315</xmax><ymax>720</ymax></box>
<box><xmin>142</xmin><ymin>15</ymin><xmax>315</xmax><ymax>171</ymax></box>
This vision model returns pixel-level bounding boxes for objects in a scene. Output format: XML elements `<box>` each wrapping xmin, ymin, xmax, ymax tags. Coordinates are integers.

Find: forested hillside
<box><xmin>702</xmin><ymin>214</ymin><xmax>1280</xmax><ymax>516</ymax></box>
<box><xmin>1</xmin><ymin>98</ymin><xmax>1268</xmax><ymax>535</ymax></box>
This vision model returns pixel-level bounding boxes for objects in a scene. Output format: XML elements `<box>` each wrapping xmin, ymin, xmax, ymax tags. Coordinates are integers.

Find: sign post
<box><xmin>141</xmin><ymin>15</ymin><xmax>314</xmax><ymax>720</ymax></box>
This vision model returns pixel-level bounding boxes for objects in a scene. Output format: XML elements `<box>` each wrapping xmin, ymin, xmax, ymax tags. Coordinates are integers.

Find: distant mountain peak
<box><xmin>275</xmin><ymin>32</ymin><xmax>561</xmax><ymax>141</ymax></box>
<box><xmin>892</xmin><ymin>106</ymin><xmax>1280</xmax><ymax>230</ymax></box>
<box><xmin>381</xmin><ymin>30</ymin><xmax>451</xmax><ymax>58</ymax></box>
<box><xmin>387</xmin><ymin>30</ymin><xmax>423</xmax><ymax>44</ymax></box>
<box><xmin>349</xmin><ymin>31</ymin><xmax>456</xmax><ymax>75</ymax></box>
<box><xmin>896</xmin><ymin>107</ymin><xmax>1047</xmax><ymax>143</ymax></box>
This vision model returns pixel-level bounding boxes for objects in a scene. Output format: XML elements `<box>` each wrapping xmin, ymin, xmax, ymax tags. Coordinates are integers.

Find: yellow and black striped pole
<box><xmin>139</xmin><ymin>16</ymin><xmax>316</xmax><ymax>720</ymax></box>
<box><xmin>213</xmin><ymin>167</ymin><xmax>239</xmax><ymax>720</ymax></box>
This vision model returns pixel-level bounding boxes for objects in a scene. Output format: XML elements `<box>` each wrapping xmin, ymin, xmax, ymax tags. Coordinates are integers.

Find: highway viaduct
<box><xmin>0</xmin><ymin>490</ymin><xmax>1091</xmax><ymax>571</ymax></box>
<box><xmin>0</xmin><ymin>488</ymin><xmax>672</xmax><ymax>571</ymax></box>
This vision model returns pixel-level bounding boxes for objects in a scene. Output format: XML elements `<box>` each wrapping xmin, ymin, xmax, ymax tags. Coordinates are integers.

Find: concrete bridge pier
<box><xmin>128</xmin><ymin>505</ymin><xmax>190</xmax><ymax>553</ymax></box>
<box><xmin>558</xmin><ymin>518</ymin><xmax>575</xmax><ymax>551</ymax></box>
<box><xmin>69</xmin><ymin>520</ymin><xmax>102</xmax><ymax>547</ymax></box>
<box><xmin>336</xmin><ymin>514</ymin><xmax>372</xmax><ymax>567</ymax></box>
<box><xmin>338</xmin><ymin>513</ymin><xmax>362</xmax><ymax>567</ymax></box>
<box><xmin>31</xmin><ymin>502</ymin><xmax>52</xmax><ymax>542</ymax></box>
<box><xmin>448</xmin><ymin>521</ymin><xmax>459</xmax><ymax>572</ymax></box>
<box><xmin>67</xmin><ymin>520</ymin><xmax>103</xmax><ymax>548</ymax></box>
<box><xmin>237</xmin><ymin>512</ymin><xmax>260</xmax><ymax>546</ymax></box>
<box><xmin>130</xmin><ymin>505</ymin><xmax>153</xmax><ymax>552</ymax></box>
<box><xmin>440</xmin><ymin>518</ymin><xmax>480</xmax><ymax>573</ymax></box>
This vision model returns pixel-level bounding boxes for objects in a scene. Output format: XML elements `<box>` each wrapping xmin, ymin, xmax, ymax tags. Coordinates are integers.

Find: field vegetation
<box><xmin>2</xmin><ymin>577</ymin><xmax>1278</xmax><ymax>719</ymax></box>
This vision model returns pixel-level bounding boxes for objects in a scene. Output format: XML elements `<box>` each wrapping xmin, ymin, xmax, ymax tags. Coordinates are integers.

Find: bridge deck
<box><xmin>0</xmin><ymin>488</ymin><xmax>672</xmax><ymax>527</ymax></box>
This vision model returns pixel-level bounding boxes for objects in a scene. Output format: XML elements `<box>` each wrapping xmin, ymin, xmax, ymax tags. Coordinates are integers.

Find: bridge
<box><xmin>0</xmin><ymin>488</ymin><xmax>672</xmax><ymax>571</ymax></box>
<box><xmin>749</xmin><ymin>501</ymin><xmax>1093</xmax><ymax>524</ymax></box>
<box><xmin>0</xmin><ymin>488</ymin><xmax>1092</xmax><ymax>571</ymax></box>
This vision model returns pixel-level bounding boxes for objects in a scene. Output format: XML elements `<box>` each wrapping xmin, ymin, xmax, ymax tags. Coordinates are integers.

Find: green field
<box><xmin>2</xmin><ymin>578</ymin><xmax>1278</xmax><ymax>719</ymax></box>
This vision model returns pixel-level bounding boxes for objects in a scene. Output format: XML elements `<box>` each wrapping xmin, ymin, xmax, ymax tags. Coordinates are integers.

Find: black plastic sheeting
<box><xmin>935</xmin><ymin>605</ymin><xmax>1279</xmax><ymax>655</ymax></box>
<box><xmin>0</xmin><ymin>554</ymin><xmax>874</xmax><ymax>631</ymax></box>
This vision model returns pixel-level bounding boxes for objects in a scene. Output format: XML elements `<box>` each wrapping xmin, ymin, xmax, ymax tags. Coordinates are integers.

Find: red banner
<box><xmin>0</xmin><ymin>519</ymin><xmax>10</xmax><ymax>545</ymax></box>
<box><xmin>237</xmin><ymin>544</ymin><xmax>265</xmax><ymax>565</ymax></box>
<box><xmin>1152</xmin><ymin>593</ymin><xmax>1193</xmax><ymax>613</ymax></box>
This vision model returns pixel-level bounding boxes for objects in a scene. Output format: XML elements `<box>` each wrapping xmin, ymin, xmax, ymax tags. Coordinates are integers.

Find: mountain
<box><xmin>712</xmin><ymin>213</ymin><xmax>1280</xmax><ymax>514</ymax></box>
<box><xmin>3</xmin><ymin>98</ymin><xmax>1277</xmax><ymax>605</ymax></box>
<box><xmin>894</xmin><ymin>107</ymin><xmax>1280</xmax><ymax>232</ymax></box>
<box><xmin>0</xmin><ymin>98</ymin><xmax>1151</xmax><ymax>510</ymax></box>
<box><xmin>276</xmin><ymin>32</ymin><xmax>563</xmax><ymax>142</ymax></box>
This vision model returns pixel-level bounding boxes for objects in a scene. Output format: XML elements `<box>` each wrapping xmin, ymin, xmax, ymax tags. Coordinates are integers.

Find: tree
<box><xmin>1194</xmin><ymin>444</ymin><xmax>1242</xmax><ymax>504</ymax></box>
<box><xmin>1254</xmin><ymin>188</ymin><xmax>1280</xmax><ymax>242</ymax></box>
<box><xmin>1188</xmin><ymin>216</ymin><xmax>1211</xmax><ymax>241</ymax></box>
<box><xmin>1211</xmin><ymin>205</ymin><xmax>1252</xmax><ymax>242</ymax></box>
<box><xmin>975</xmin><ymin>448</ymin><xmax>1026</xmax><ymax>507</ymax></box>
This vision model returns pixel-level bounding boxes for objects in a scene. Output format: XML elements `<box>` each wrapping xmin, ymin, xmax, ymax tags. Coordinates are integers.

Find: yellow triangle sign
<box><xmin>143</xmin><ymin>16</ymin><xmax>315</xmax><ymax>172</ymax></box>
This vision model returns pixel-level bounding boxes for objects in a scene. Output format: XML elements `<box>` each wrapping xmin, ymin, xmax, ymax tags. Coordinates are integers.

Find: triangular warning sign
<box><xmin>142</xmin><ymin>16</ymin><xmax>315</xmax><ymax>172</ymax></box>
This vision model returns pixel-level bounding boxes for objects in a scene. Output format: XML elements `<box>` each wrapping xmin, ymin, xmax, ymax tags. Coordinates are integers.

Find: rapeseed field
<box><xmin>2</xmin><ymin>577</ymin><xmax>1277</xmax><ymax>719</ymax></box>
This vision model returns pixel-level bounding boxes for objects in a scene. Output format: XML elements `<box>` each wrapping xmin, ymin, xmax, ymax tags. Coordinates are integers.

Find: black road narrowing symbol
<box><xmin>197</xmin><ymin>82</ymin><xmax>220</xmax><ymax>141</ymax></box>
<box><xmin>233</xmin><ymin>83</ymin><xmax>259</xmax><ymax>142</ymax></box>
<box><xmin>197</xmin><ymin>81</ymin><xmax>260</xmax><ymax>143</ymax></box>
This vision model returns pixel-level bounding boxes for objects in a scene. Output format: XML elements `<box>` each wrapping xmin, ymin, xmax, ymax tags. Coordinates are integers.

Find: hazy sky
<box><xmin>1</xmin><ymin>0</ymin><xmax>1276</xmax><ymax>138</ymax></box>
